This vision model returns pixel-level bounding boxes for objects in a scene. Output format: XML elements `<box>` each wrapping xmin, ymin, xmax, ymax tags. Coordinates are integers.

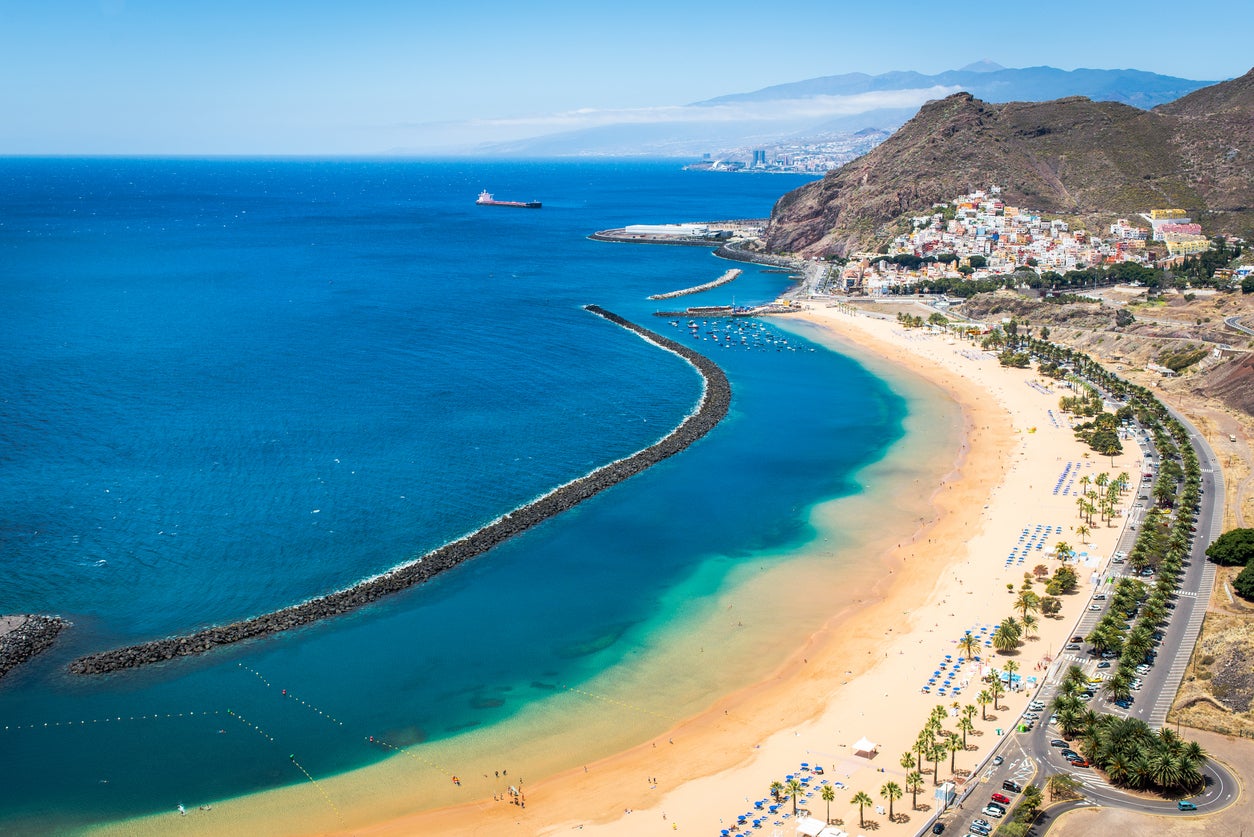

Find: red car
<box><xmin>990</xmin><ymin>792</ymin><xmax>1011</xmax><ymax>805</ymax></box>
<box><xmin>1069</xmin><ymin>758</ymin><xmax>1091</xmax><ymax>768</ymax></box>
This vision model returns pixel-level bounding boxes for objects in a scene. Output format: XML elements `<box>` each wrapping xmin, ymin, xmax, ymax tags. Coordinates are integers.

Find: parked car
<box><xmin>990</xmin><ymin>792</ymin><xmax>1011</xmax><ymax>805</ymax></box>
<box><xmin>1093</xmin><ymin>594</ymin><xmax>1107</xmax><ymax>600</ymax></box>
<box><xmin>1097</xmin><ymin>661</ymin><xmax>1112</xmax><ymax>668</ymax></box>
<box><xmin>992</xmin><ymin>755</ymin><xmax>1003</xmax><ymax>766</ymax></box>
<box><xmin>1070</xmin><ymin>636</ymin><xmax>1085</xmax><ymax>643</ymax></box>
<box><xmin>1177</xmin><ymin>800</ymin><xmax>1198</xmax><ymax>811</ymax></box>
<box><xmin>981</xmin><ymin>806</ymin><xmax>1004</xmax><ymax>818</ymax></box>
<box><xmin>1069</xmin><ymin>758</ymin><xmax>1091</xmax><ymax>768</ymax></box>
<box><xmin>1060</xmin><ymin>749</ymin><xmax>1078</xmax><ymax>758</ymax></box>
<box><xmin>1001</xmin><ymin>780</ymin><xmax>1022</xmax><ymax>793</ymax></box>
<box><xmin>970</xmin><ymin>825</ymin><xmax>991</xmax><ymax>837</ymax></box>
<box><xmin>1065</xmin><ymin>643</ymin><xmax>1082</xmax><ymax>650</ymax></box>
<box><xmin>972</xmin><ymin>819</ymin><xmax>991</xmax><ymax>830</ymax></box>
<box><xmin>1050</xmin><ymin>739</ymin><xmax>1068</xmax><ymax>747</ymax></box>
<box><xmin>932</xmin><ymin>823</ymin><xmax>945</xmax><ymax>834</ymax></box>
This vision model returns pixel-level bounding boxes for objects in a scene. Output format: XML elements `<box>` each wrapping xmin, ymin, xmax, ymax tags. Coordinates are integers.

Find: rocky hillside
<box><xmin>764</xmin><ymin>69</ymin><xmax>1254</xmax><ymax>257</ymax></box>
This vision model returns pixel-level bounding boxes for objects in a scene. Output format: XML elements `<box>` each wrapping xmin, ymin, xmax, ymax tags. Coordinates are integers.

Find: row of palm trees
<box><xmin>1048</xmin><ymin>674</ymin><xmax>1210</xmax><ymax>794</ymax></box>
<box><xmin>795</xmin><ymin>776</ymin><xmax>903</xmax><ymax>828</ymax></box>
<box><xmin>1025</xmin><ymin>335</ymin><xmax>1212</xmax><ymax>797</ymax></box>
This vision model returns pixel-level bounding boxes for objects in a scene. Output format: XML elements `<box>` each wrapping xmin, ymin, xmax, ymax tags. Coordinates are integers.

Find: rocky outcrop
<box><xmin>69</xmin><ymin>306</ymin><xmax>731</xmax><ymax>675</ymax></box>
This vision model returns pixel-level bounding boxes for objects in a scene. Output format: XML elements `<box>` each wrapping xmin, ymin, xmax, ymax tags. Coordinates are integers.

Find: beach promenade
<box><xmin>307</xmin><ymin>304</ymin><xmax>1144</xmax><ymax>836</ymax></box>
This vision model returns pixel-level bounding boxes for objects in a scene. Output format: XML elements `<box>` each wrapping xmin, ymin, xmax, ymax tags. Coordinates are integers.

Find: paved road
<box><xmin>928</xmin><ymin>412</ymin><xmax>1237</xmax><ymax>836</ymax></box>
<box><xmin>1224</xmin><ymin>315</ymin><xmax>1254</xmax><ymax>337</ymax></box>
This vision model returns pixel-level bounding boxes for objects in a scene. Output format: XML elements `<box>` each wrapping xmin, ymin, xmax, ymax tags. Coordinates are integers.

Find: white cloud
<box><xmin>384</xmin><ymin>86</ymin><xmax>962</xmax><ymax>154</ymax></box>
<box><xmin>461</xmin><ymin>86</ymin><xmax>961</xmax><ymax>131</ymax></box>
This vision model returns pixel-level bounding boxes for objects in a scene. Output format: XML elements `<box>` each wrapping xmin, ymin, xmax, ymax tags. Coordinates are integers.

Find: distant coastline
<box><xmin>68</xmin><ymin>306</ymin><xmax>731</xmax><ymax>676</ymax></box>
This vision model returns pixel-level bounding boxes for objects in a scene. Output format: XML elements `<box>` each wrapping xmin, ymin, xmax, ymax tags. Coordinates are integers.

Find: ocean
<box><xmin>0</xmin><ymin>158</ymin><xmax>911</xmax><ymax>833</ymax></box>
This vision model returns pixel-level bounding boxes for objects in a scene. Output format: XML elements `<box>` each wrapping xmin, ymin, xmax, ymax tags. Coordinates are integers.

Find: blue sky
<box><xmin>2</xmin><ymin>0</ymin><xmax>1250</xmax><ymax>154</ymax></box>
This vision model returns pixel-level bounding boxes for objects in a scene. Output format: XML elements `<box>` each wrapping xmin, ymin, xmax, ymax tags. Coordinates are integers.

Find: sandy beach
<box><xmin>312</xmin><ymin>302</ymin><xmax>1143</xmax><ymax>836</ymax></box>
<box><xmin>90</xmin><ymin>300</ymin><xmax>1145</xmax><ymax>837</ymax></box>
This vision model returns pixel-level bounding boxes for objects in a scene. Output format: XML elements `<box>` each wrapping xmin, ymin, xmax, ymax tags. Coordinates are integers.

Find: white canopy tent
<box><xmin>851</xmin><ymin>736</ymin><xmax>879</xmax><ymax>757</ymax></box>
<box><xmin>794</xmin><ymin>818</ymin><xmax>848</xmax><ymax>837</ymax></box>
<box><xmin>795</xmin><ymin>816</ymin><xmax>826</xmax><ymax>836</ymax></box>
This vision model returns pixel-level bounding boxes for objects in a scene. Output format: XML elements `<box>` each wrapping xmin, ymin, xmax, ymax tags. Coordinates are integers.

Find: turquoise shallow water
<box><xmin>0</xmin><ymin>158</ymin><xmax>906</xmax><ymax>832</ymax></box>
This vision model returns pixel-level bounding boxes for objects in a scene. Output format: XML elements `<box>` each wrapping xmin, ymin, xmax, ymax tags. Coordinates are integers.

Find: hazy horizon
<box><xmin>3</xmin><ymin>0</ymin><xmax>1251</xmax><ymax>156</ymax></box>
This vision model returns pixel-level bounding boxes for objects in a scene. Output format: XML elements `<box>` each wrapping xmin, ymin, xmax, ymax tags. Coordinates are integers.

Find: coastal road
<box><xmin>930</xmin><ymin>410</ymin><xmax>1236</xmax><ymax>836</ymax></box>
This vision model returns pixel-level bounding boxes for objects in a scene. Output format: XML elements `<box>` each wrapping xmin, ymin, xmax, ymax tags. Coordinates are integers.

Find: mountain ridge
<box><xmin>471</xmin><ymin>64</ymin><xmax>1216</xmax><ymax>158</ymax></box>
<box><xmin>762</xmin><ymin>68</ymin><xmax>1254</xmax><ymax>257</ymax></box>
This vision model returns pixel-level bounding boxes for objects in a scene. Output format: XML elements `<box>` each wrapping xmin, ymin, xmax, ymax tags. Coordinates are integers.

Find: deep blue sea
<box><xmin>0</xmin><ymin>158</ymin><xmax>906</xmax><ymax>832</ymax></box>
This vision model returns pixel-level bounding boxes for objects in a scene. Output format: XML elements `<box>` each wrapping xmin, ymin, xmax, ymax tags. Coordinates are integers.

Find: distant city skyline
<box><xmin>2</xmin><ymin>0</ymin><xmax>1251</xmax><ymax>155</ymax></box>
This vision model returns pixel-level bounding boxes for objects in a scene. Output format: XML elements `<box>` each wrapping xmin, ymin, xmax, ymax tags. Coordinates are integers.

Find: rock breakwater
<box><xmin>0</xmin><ymin>615</ymin><xmax>68</xmax><ymax>682</ymax></box>
<box><xmin>69</xmin><ymin>306</ymin><xmax>731</xmax><ymax>676</ymax></box>
<box><xmin>648</xmin><ymin>269</ymin><xmax>741</xmax><ymax>301</ymax></box>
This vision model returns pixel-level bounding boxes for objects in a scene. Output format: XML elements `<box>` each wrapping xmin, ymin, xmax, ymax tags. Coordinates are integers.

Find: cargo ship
<box><xmin>476</xmin><ymin>189</ymin><xmax>541</xmax><ymax>209</ymax></box>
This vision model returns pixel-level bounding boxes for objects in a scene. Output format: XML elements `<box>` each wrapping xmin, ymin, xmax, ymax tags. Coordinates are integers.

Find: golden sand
<box><xmin>94</xmin><ymin>302</ymin><xmax>1144</xmax><ymax>837</ymax></box>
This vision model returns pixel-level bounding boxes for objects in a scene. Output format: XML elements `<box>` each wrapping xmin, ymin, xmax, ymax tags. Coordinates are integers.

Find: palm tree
<box><xmin>928</xmin><ymin>741</ymin><xmax>946</xmax><ymax>785</ymax></box>
<box><xmin>821</xmin><ymin>783</ymin><xmax>836</xmax><ymax>824</ymax></box>
<box><xmin>946</xmin><ymin>731</ymin><xmax>963</xmax><ymax>774</ymax></box>
<box><xmin>1004</xmin><ymin>659</ymin><xmax>1020</xmax><ymax>690</ymax></box>
<box><xmin>770</xmin><ymin>780</ymin><xmax>784</xmax><ymax>803</ymax></box>
<box><xmin>957</xmin><ymin>714</ymin><xmax>975</xmax><ymax>749</ymax></box>
<box><xmin>900</xmin><ymin>751</ymin><xmax>915</xmax><ymax>773</ymax></box>
<box><xmin>851</xmin><ymin>790</ymin><xmax>874</xmax><ymax>827</ymax></box>
<box><xmin>1022</xmin><ymin>612</ymin><xmax>1039</xmax><ymax>637</ymax></box>
<box><xmin>905</xmin><ymin>770</ymin><xmax>924</xmax><ymax>810</ymax></box>
<box><xmin>977</xmin><ymin>689</ymin><xmax>992</xmax><ymax>720</ymax></box>
<box><xmin>985</xmin><ymin>673</ymin><xmax>1005</xmax><ymax>710</ymax></box>
<box><xmin>1075</xmin><ymin>523</ymin><xmax>1090</xmax><ymax>543</ymax></box>
<box><xmin>1013</xmin><ymin>590</ymin><xmax>1040</xmax><ymax>621</ymax></box>
<box><xmin>957</xmin><ymin>631</ymin><xmax>980</xmax><ymax>659</ymax></box>
<box><xmin>787</xmin><ymin>778</ymin><xmax>803</xmax><ymax>816</ymax></box>
<box><xmin>913</xmin><ymin>734</ymin><xmax>930</xmax><ymax>772</ymax></box>
<box><xmin>992</xmin><ymin>622</ymin><xmax>1018</xmax><ymax>653</ymax></box>
<box><xmin>880</xmin><ymin>781</ymin><xmax>903</xmax><ymax>822</ymax></box>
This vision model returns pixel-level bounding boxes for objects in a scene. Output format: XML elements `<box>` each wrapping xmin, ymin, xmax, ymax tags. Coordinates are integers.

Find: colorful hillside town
<box><xmin>836</xmin><ymin>187</ymin><xmax>1216</xmax><ymax>294</ymax></box>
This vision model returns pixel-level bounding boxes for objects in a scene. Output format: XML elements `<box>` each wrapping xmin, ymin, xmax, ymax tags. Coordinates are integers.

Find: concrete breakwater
<box><xmin>648</xmin><ymin>269</ymin><xmax>741</xmax><ymax>301</ymax></box>
<box><xmin>0</xmin><ymin>615</ymin><xmax>68</xmax><ymax>681</ymax></box>
<box><xmin>69</xmin><ymin>306</ymin><xmax>732</xmax><ymax>676</ymax></box>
